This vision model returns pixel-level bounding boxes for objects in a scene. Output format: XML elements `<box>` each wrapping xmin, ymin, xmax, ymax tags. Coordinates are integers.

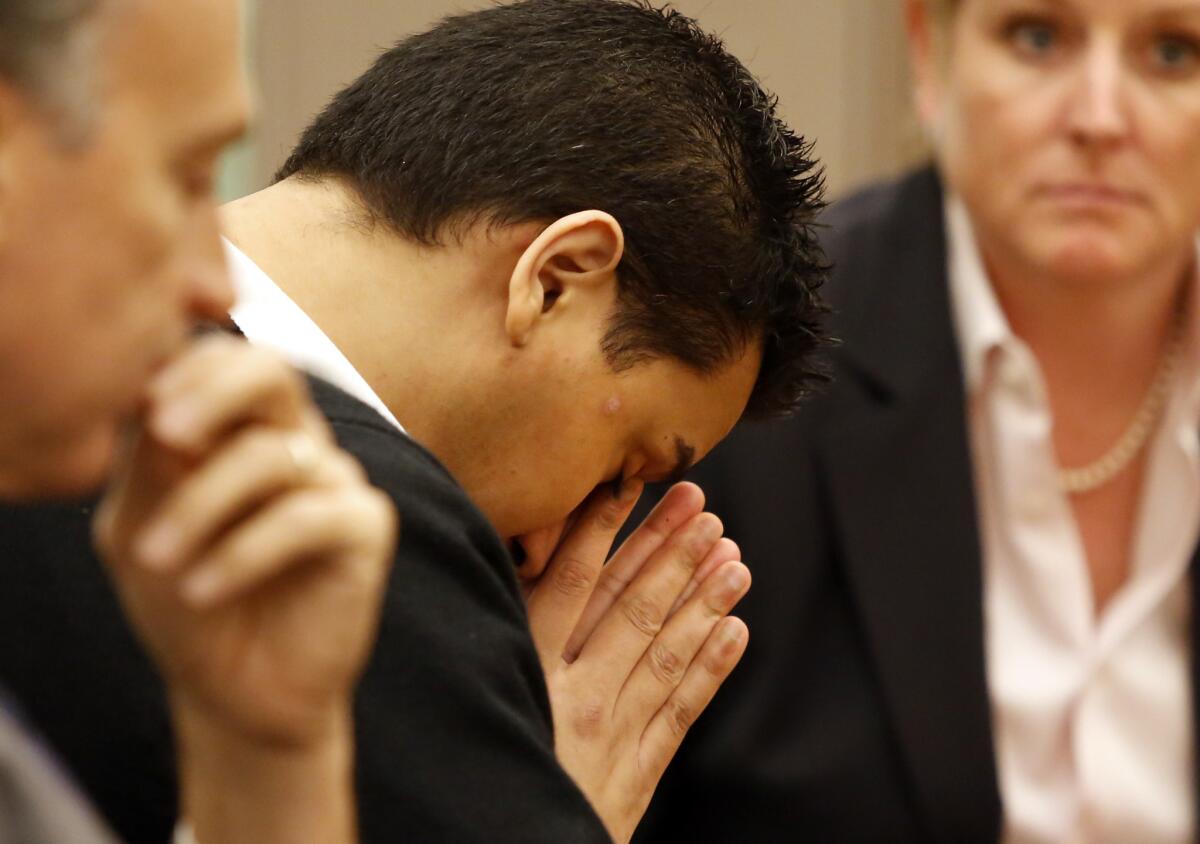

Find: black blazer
<box><xmin>0</xmin><ymin>378</ymin><xmax>609</xmax><ymax>843</ymax></box>
<box><xmin>634</xmin><ymin>166</ymin><xmax>1200</xmax><ymax>843</ymax></box>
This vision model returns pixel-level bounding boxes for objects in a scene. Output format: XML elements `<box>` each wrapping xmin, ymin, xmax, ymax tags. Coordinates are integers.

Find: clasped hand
<box><xmin>525</xmin><ymin>482</ymin><xmax>751</xmax><ymax>844</ymax></box>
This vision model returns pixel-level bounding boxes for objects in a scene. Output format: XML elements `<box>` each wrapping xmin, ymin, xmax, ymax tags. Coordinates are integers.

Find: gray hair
<box><xmin>0</xmin><ymin>0</ymin><xmax>103</xmax><ymax>131</ymax></box>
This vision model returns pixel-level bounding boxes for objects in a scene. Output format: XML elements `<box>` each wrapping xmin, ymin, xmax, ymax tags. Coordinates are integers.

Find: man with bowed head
<box><xmin>0</xmin><ymin>1</ymin><xmax>830</xmax><ymax>842</ymax></box>
<box><xmin>0</xmin><ymin>0</ymin><xmax>395</xmax><ymax>842</ymax></box>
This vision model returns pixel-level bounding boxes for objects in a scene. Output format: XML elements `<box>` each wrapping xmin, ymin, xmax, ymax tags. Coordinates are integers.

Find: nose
<box><xmin>181</xmin><ymin>203</ymin><xmax>236</xmax><ymax>323</ymax></box>
<box><xmin>1066</xmin><ymin>37</ymin><xmax>1130</xmax><ymax>148</ymax></box>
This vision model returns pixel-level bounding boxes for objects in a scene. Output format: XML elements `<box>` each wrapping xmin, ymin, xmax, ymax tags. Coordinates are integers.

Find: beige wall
<box><xmin>248</xmin><ymin>1</ymin><xmax>924</xmax><ymax>200</ymax></box>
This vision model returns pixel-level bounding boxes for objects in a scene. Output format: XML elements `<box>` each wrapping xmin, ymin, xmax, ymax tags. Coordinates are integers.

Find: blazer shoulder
<box><xmin>816</xmin><ymin>166</ymin><xmax>946</xmax><ymax>334</ymax></box>
<box><xmin>820</xmin><ymin>165</ymin><xmax>943</xmax><ymax>265</ymax></box>
<box><xmin>307</xmin><ymin>379</ymin><xmax>610</xmax><ymax>842</ymax></box>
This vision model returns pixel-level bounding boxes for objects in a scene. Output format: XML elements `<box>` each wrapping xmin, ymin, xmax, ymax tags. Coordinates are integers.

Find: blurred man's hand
<box><xmin>94</xmin><ymin>335</ymin><xmax>397</xmax><ymax>844</ymax></box>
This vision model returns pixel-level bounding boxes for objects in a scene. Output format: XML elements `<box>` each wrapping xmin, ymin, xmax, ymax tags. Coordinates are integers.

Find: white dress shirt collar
<box><xmin>944</xmin><ymin>196</ymin><xmax>1012</xmax><ymax>396</ymax></box>
<box><xmin>223</xmin><ymin>238</ymin><xmax>405</xmax><ymax>433</ymax></box>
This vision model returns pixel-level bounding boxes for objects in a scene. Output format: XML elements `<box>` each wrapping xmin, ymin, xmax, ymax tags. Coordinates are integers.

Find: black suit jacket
<box><xmin>0</xmin><ymin>378</ymin><xmax>609</xmax><ymax>843</ymax></box>
<box><xmin>634</xmin><ymin>166</ymin><xmax>1200</xmax><ymax>842</ymax></box>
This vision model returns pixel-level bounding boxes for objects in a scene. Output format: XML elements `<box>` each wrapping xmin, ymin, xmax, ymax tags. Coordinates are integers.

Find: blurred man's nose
<box><xmin>1067</xmin><ymin>37</ymin><xmax>1131</xmax><ymax>148</ymax></box>
<box><xmin>182</xmin><ymin>204</ymin><xmax>236</xmax><ymax>322</ymax></box>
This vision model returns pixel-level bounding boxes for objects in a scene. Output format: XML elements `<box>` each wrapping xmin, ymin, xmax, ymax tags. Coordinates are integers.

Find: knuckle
<box><xmin>595</xmin><ymin>571</ymin><xmax>627</xmax><ymax>600</ymax></box>
<box><xmin>666</xmin><ymin>696</ymin><xmax>696</xmax><ymax>738</ymax></box>
<box><xmin>286</xmin><ymin>492</ymin><xmax>326</xmax><ymax>525</ymax></box>
<box><xmin>335</xmin><ymin>451</ymin><xmax>368</xmax><ymax>482</ymax></box>
<box><xmin>571</xmin><ymin>697</ymin><xmax>608</xmax><ymax>738</ymax></box>
<box><xmin>701</xmin><ymin>601</ymin><xmax>727</xmax><ymax>623</ymax></box>
<box><xmin>619</xmin><ymin>593</ymin><xmax>662</xmax><ymax>639</ymax></box>
<box><xmin>648</xmin><ymin>642</ymin><xmax>685</xmax><ymax>686</ymax></box>
<box><xmin>674</xmin><ymin>517</ymin><xmax>723</xmax><ymax>572</ymax></box>
<box><xmin>592</xmin><ymin>499</ymin><xmax>626</xmax><ymax>533</ymax></box>
<box><xmin>368</xmin><ymin>486</ymin><xmax>398</xmax><ymax>523</ymax></box>
<box><xmin>700</xmin><ymin>589</ymin><xmax>730</xmax><ymax>620</ymax></box>
<box><xmin>363</xmin><ymin>488</ymin><xmax>400</xmax><ymax>548</ymax></box>
<box><xmin>244</xmin><ymin>346</ymin><xmax>297</xmax><ymax>389</ymax></box>
<box><xmin>551</xmin><ymin>557</ymin><xmax>598</xmax><ymax>599</ymax></box>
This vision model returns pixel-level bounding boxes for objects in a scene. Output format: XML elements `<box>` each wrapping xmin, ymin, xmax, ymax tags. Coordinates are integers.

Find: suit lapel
<box><xmin>820</xmin><ymin>168</ymin><xmax>1001</xmax><ymax>842</ymax></box>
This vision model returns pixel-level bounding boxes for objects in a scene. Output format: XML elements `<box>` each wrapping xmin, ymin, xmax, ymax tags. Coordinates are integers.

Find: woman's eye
<box><xmin>1006</xmin><ymin>19</ymin><xmax>1061</xmax><ymax>59</ymax></box>
<box><xmin>1149</xmin><ymin>34</ymin><xmax>1200</xmax><ymax>76</ymax></box>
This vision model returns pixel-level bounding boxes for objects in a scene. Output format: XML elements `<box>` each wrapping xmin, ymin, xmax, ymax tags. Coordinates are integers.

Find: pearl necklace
<box><xmin>1058</xmin><ymin>313</ymin><xmax>1185</xmax><ymax>496</ymax></box>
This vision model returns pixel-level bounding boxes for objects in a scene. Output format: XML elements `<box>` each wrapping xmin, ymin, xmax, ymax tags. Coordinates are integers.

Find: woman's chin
<box><xmin>1035</xmin><ymin>235</ymin><xmax>1142</xmax><ymax>287</ymax></box>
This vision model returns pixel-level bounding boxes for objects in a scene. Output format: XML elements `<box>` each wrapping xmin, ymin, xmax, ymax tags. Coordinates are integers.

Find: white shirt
<box><xmin>223</xmin><ymin>239</ymin><xmax>405</xmax><ymax>434</ymax></box>
<box><xmin>946</xmin><ymin>198</ymin><xmax>1200</xmax><ymax>844</ymax></box>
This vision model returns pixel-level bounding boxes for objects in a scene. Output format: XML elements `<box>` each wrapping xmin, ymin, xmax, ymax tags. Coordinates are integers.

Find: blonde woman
<box><xmin>636</xmin><ymin>1</ymin><xmax>1200</xmax><ymax>841</ymax></box>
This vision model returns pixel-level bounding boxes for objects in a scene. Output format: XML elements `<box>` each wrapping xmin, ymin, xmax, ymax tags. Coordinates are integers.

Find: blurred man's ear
<box><xmin>505</xmin><ymin>210</ymin><xmax>624</xmax><ymax>348</ymax></box>
<box><xmin>905</xmin><ymin>0</ymin><xmax>946</xmax><ymax>135</ymax></box>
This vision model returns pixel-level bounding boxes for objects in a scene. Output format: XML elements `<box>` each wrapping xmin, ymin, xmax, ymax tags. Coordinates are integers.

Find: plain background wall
<box><xmin>243</xmin><ymin>1</ymin><xmax>925</xmax><ymax>200</ymax></box>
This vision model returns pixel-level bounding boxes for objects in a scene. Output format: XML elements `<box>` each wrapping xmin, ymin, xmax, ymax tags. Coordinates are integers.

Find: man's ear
<box><xmin>905</xmin><ymin>0</ymin><xmax>945</xmax><ymax>137</ymax></box>
<box><xmin>505</xmin><ymin>210</ymin><xmax>624</xmax><ymax>347</ymax></box>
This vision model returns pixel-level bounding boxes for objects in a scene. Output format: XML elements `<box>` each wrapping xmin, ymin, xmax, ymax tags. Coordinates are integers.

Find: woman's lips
<box><xmin>1036</xmin><ymin>182</ymin><xmax>1145</xmax><ymax>207</ymax></box>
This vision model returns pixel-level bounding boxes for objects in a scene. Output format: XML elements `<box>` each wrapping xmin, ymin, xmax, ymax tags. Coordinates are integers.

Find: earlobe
<box><xmin>505</xmin><ymin>210</ymin><xmax>625</xmax><ymax>348</ymax></box>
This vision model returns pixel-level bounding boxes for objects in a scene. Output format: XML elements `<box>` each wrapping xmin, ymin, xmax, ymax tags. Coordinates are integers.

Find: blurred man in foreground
<box><xmin>0</xmin><ymin>1</ymin><xmax>395</xmax><ymax>841</ymax></box>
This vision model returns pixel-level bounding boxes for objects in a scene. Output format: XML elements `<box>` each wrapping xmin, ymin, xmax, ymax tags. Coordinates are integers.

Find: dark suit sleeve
<box><xmin>318</xmin><ymin>393</ymin><xmax>611</xmax><ymax>843</ymax></box>
<box><xmin>0</xmin><ymin>380</ymin><xmax>611</xmax><ymax>844</ymax></box>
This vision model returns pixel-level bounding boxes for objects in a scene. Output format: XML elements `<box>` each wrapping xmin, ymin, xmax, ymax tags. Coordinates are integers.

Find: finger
<box><xmin>178</xmin><ymin>485</ymin><xmax>396</xmax><ymax>608</ymax></box>
<box><xmin>133</xmin><ymin>427</ymin><xmax>357</xmax><ymax>572</ymax></box>
<box><xmin>616</xmin><ymin>560</ymin><xmax>749</xmax><ymax>726</ymax></box>
<box><xmin>146</xmin><ymin>338</ymin><xmax>314</xmax><ymax>454</ymax></box>
<box><xmin>666</xmin><ymin>538</ymin><xmax>741</xmax><ymax>619</ymax></box>
<box><xmin>639</xmin><ymin>616</ymin><xmax>748</xmax><ymax>781</ymax></box>
<box><xmin>94</xmin><ymin>426</ymin><xmax>193</xmax><ymax>562</ymax></box>
<box><xmin>526</xmin><ymin>479</ymin><xmax>643</xmax><ymax>665</ymax></box>
<box><xmin>575</xmin><ymin>511</ymin><xmax>723</xmax><ymax>685</ymax></box>
<box><xmin>562</xmin><ymin>483</ymin><xmax>705</xmax><ymax>661</ymax></box>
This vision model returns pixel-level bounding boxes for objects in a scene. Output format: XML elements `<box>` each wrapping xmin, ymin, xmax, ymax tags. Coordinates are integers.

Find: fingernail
<box><xmin>696</xmin><ymin>515</ymin><xmax>723</xmax><ymax>544</ymax></box>
<box><xmin>181</xmin><ymin>567</ymin><xmax>224</xmax><ymax>607</ymax></box>
<box><xmin>723</xmin><ymin>565</ymin><xmax>749</xmax><ymax>595</ymax></box>
<box><xmin>136</xmin><ymin>524</ymin><xmax>179</xmax><ymax>570</ymax></box>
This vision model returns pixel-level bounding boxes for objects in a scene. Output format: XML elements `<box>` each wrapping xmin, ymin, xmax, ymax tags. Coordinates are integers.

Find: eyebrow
<box><xmin>665</xmin><ymin>437</ymin><xmax>697</xmax><ymax>486</ymax></box>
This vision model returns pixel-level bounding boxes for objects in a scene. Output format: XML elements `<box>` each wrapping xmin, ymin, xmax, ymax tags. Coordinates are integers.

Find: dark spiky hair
<box><xmin>278</xmin><ymin>0</ymin><xmax>829</xmax><ymax>416</ymax></box>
